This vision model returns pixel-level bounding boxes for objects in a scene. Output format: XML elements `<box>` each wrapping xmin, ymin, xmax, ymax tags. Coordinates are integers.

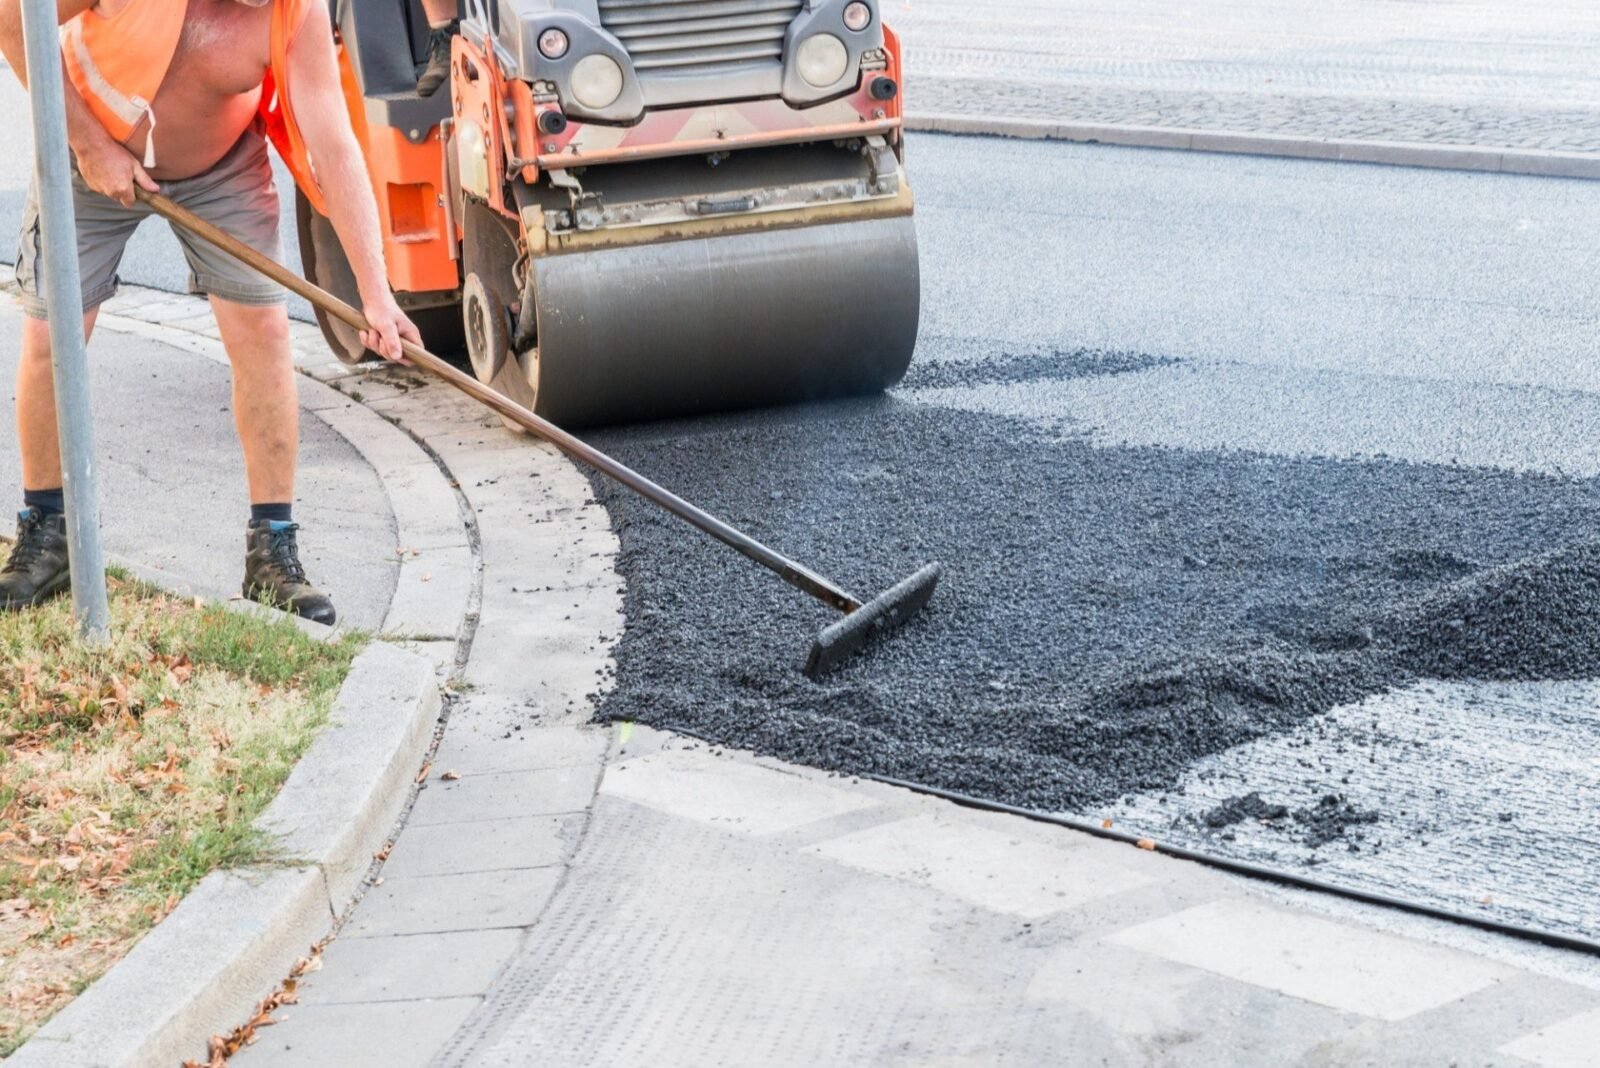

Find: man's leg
<box><xmin>15</xmin><ymin>310</ymin><xmax>99</xmax><ymax>494</ymax></box>
<box><xmin>416</xmin><ymin>0</ymin><xmax>458</xmax><ymax>96</ymax></box>
<box><xmin>1</xmin><ymin>311</ymin><xmax>100</xmax><ymax>609</ymax></box>
<box><xmin>210</xmin><ymin>297</ymin><xmax>335</xmax><ymax>624</ymax></box>
<box><xmin>4</xmin><ymin>164</ymin><xmax>133</xmax><ymax>611</ymax></box>
<box><xmin>210</xmin><ymin>298</ymin><xmax>297</xmax><ymax>504</ymax></box>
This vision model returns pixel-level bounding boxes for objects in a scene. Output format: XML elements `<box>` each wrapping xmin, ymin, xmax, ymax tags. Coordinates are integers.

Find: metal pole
<box><xmin>19</xmin><ymin>0</ymin><xmax>108</xmax><ymax>641</ymax></box>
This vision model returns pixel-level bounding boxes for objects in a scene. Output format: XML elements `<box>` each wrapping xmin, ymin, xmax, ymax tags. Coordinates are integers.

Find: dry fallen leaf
<box><xmin>1101</xmin><ymin>818</ymin><xmax>1113</xmax><ymax>830</ymax></box>
<box><xmin>414</xmin><ymin>761</ymin><xmax>432</xmax><ymax>784</ymax></box>
<box><xmin>440</xmin><ymin>769</ymin><xmax>460</xmax><ymax>781</ymax></box>
<box><xmin>1136</xmin><ymin>838</ymin><xmax>1157</xmax><ymax>851</ymax></box>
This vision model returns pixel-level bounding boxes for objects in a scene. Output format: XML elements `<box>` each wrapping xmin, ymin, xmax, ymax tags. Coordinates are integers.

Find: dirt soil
<box><xmin>584</xmin><ymin>354</ymin><xmax>1600</xmax><ymax>814</ymax></box>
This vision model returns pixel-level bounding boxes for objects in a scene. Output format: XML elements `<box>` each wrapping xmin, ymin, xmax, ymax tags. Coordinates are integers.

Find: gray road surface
<box><xmin>897</xmin><ymin>0</ymin><xmax>1600</xmax><ymax>151</ymax></box>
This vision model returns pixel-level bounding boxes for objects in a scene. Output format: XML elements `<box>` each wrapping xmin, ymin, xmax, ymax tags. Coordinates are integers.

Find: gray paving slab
<box><xmin>294</xmin><ymin>929</ymin><xmax>524</xmax><ymax>1005</ymax></box>
<box><xmin>236</xmin><ymin>997</ymin><xmax>480</xmax><ymax>1068</ymax></box>
<box><xmin>1500</xmin><ymin>1004</ymin><xmax>1600</xmax><ymax>1067</ymax></box>
<box><xmin>342</xmin><ymin>868</ymin><xmax>564</xmax><ymax>938</ymax></box>
<box><xmin>382</xmin><ymin>543</ymin><xmax>473</xmax><ymax>640</ymax></box>
<box><xmin>379</xmin><ymin>813</ymin><xmax>583</xmax><ymax>878</ymax></box>
<box><xmin>0</xmin><ymin>307</ymin><xmax>397</xmax><ymax>630</ymax></box>
<box><xmin>406</xmin><ymin>766</ymin><xmax>599</xmax><ymax>826</ymax></box>
<box><xmin>430</xmin><ymin>722</ymin><xmax>612</xmax><ymax>778</ymax></box>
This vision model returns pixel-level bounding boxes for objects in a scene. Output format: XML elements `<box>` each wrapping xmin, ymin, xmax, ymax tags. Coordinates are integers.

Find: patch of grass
<box><xmin>0</xmin><ymin>571</ymin><xmax>363</xmax><ymax>1055</ymax></box>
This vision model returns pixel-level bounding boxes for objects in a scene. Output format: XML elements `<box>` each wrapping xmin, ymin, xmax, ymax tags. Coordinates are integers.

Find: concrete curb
<box><xmin>8</xmin><ymin>642</ymin><xmax>442</xmax><ymax>1068</ymax></box>
<box><xmin>905</xmin><ymin>113</ymin><xmax>1600</xmax><ymax>180</ymax></box>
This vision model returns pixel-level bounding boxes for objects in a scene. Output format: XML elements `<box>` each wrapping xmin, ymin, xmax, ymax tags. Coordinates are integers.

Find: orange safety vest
<box><xmin>61</xmin><ymin>0</ymin><xmax>326</xmax><ymax>214</ymax></box>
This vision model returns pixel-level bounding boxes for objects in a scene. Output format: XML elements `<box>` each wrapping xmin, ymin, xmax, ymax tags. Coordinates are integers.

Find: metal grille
<box><xmin>597</xmin><ymin>0</ymin><xmax>802</xmax><ymax>73</ymax></box>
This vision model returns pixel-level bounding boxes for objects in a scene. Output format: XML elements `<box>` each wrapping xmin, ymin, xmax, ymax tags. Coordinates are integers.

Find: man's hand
<box><xmin>73</xmin><ymin>137</ymin><xmax>158</xmax><ymax>208</ymax></box>
<box><xmin>360</xmin><ymin>292</ymin><xmax>421</xmax><ymax>363</ymax></box>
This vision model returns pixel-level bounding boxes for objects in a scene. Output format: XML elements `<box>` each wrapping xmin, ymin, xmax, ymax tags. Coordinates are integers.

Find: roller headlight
<box><xmin>842</xmin><ymin>2</ymin><xmax>871</xmax><ymax>31</ymax></box>
<box><xmin>796</xmin><ymin>34</ymin><xmax>848</xmax><ymax>88</ymax></box>
<box><xmin>538</xmin><ymin>28</ymin><xmax>569</xmax><ymax>59</ymax></box>
<box><xmin>571</xmin><ymin>54</ymin><xmax>625</xmax><ymax>110</ymax></box>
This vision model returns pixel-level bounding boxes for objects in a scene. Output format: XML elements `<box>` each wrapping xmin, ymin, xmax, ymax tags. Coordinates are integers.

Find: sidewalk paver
<box><xmin>236</xmin><ymin>998</ymin><xmax>480</xmax><ymax>1068</ymax></box>
<box><xmin>306</xmin><ymin>930</ymin><xmax>523</xmax><ymax>1004</ymax></box>
<box><xmin>379</xmin><ymin>814</ymin><xmax>582</xmax><ymax>878</ymax></box>
<box><xmin>340</xmin><ymin>868</ymin><xmax>563</xmax><ymax>939</ymax></box>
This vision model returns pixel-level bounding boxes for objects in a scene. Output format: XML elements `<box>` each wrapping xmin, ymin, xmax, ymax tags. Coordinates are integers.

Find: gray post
<box><xmin>19</xmin><ymin>0</ymin><xmax>109</xmax><ymax>641</ymax></box>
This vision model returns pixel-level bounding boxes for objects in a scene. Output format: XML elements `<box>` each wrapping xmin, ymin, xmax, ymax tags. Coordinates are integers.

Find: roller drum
<box><xmin>528</xmin><ymin>214</ymin><xmax>919</xmax><ymax>427</ymax></box>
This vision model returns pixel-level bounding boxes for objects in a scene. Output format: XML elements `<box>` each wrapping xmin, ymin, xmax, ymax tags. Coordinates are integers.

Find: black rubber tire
<box><xmin>294</xmin><ymin>189</ymin><xmax>466</xmax><ymax>364</ymax></box>
<box><xmin>294</xmin><ymin>189</ymin><xmax>368</xmax><ymax>365</ymax></box>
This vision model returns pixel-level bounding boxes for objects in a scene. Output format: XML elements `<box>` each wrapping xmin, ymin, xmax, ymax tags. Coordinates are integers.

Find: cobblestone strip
<box><xmin>905</xmin><ymin>80</ymin><xmax>1600</xmax><ymax>155</ymax></box>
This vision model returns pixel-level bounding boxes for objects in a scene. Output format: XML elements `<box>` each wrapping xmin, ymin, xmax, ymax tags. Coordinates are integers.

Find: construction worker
<box><xmin>415</xmin><ymin>0</ymin><xmax>458</xmax><ymax>97</ymax></box>
<box><xmin>0</xmin><ymin>0</ymin><xmax>420</xmax><ymax>622</ymax></box>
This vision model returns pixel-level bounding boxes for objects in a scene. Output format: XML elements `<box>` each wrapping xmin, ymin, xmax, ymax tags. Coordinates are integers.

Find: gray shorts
<box><xmin>15</xmin><ymin>129</ymin><xmax>286</xmax><ymax>318</ymax></box>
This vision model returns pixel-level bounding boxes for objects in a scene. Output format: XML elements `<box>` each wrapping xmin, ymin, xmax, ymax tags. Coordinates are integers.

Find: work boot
<box><xmin>0</xmin><ymin>507</ymin><xmax>71</xmax><ymax>611</ymax></box>
<box><xmin>243</xmin><ymin>520</ymin><xmax>337</xmax><ymax>625</ymax></box>
<box><xmin>416</xmin><ymin>22</ymin><xmax>456</xmax><ymax>97</ymax></box>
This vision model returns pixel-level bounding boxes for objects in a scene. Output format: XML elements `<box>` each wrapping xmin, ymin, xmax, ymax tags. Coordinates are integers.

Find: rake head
<box><xmin>804</xmin><ymin>562</ymin><xmax>944</xmax><ymax>677</ymax></box>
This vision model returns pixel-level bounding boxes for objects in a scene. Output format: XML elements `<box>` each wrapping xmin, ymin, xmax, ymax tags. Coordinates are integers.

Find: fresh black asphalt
<box><xmin>586</xmin><ymin>350</ymin><xmax>1600</xmax><ymax>813</ymax></box>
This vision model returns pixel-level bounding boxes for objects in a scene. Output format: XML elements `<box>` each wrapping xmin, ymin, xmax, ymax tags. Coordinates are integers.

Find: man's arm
<box><xmin>0</xmin><ymin>0</ymin><xmax>159</xmax><ymax>206</ymax></box>
<box><xmin>286</xmin><ymin>1</ymin><xmax>418</xmax><ymax>362</ymax></box>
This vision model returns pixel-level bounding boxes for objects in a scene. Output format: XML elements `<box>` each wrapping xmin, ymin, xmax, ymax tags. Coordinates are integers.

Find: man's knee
<box><xmin>19</xmin><ymin>316</ymin><xmax>52</xmax><ymax>363</ymax></box>
<box><xmin>20</xmin><ymin>310</ymin><xmax>98</xmax><ymax>366</ymax></box>
<box><xmin>215</xmin><ymin>300</ymin><xmax>293</xmax><ymax>356</ymax></box>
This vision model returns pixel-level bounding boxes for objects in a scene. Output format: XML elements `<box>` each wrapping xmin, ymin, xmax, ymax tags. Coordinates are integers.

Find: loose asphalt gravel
<box><xmin>586</xmin><ymin>354</ymin><xmax>1600</xmax><ymax>814</ymax></box>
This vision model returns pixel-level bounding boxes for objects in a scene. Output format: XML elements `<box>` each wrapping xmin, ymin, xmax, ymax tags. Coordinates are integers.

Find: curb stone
<box><xmin>905</xmin><ymin>114</ymin><xmax>1600</xmax><ymax>181</ymax></box>
<box><xmin>7</xmin><ymin>642</ymin><xmax>442</xmax><ymax>1068</ymax></box>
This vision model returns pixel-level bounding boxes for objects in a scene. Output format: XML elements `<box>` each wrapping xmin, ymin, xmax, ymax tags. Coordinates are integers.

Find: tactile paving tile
<box><xmin>434</xmin><ymin>795</ymin><xmax>1082</xmax><ymax>1067</ymax></box>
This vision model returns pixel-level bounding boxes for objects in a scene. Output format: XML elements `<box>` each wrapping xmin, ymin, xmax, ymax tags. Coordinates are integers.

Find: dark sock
<box><xmin>250</xmin><ymin>502</ymin><xmax>293</xmax><ymax>525</ymax></box>
<box><xmin>23</xmin><ymin>487</ymin><xmax>64</xmax><ymax>516</ymax></box>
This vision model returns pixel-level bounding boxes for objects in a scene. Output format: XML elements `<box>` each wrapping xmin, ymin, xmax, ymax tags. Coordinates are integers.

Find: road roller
<box><xmin>298</xmin><ymin>0</ymin><xmax>919</xmax><ymax>427</ymax></box>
